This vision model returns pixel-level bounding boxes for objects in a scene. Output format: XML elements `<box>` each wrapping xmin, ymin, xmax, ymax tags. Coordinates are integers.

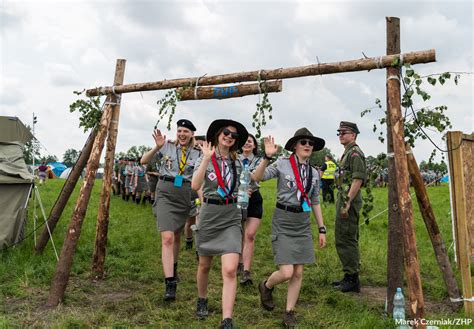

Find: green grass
<box><xmin>1</xmin><ymin>179</ymin><xmax>473</xmax><ymax>328</ymax></box>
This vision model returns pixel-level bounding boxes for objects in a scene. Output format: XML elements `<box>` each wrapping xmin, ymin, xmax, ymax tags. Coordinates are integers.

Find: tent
<box><xmin>47</xmin><ymin>162</ymin><xmax>67</xmax><ymax>178</ymax></box>
<box><xmin>0</xmin><ymin>116</ymin><xmax>34</xmax><ymax>249</ymax></box>
<box><xmin>440</xmin><ymin>174</ymin><xmax>449</xmax><ymax>183</ymax></box>
<box><xmin>59</xmin><ymin>167</ymin><xmax>73</xmax><ymax>179</ymax></box>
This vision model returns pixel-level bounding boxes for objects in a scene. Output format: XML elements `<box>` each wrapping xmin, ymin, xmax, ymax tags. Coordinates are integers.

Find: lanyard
<box><xmin>211</xmin><ymin>153</ymin><xmax>237</xmax><ymax>199</ymax></box>
<box><xmin>289</xmin><ymin>154</ymin><xmax>311</xmax><ymax>206</ymax></box>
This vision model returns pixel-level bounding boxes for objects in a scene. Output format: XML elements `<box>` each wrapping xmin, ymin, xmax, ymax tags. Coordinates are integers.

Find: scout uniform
<box><xmin>261</xmin><ymin>128</ymin><xmax>325</xmax><ymax>265</ymax></box>
<box><xmin>334</xmin><ymin>121</ymin><xmax>367</xmax><ymax>292</ymax></box>
<box><xmin>134</xmin><ymin>163</ymin><xmax>148</xmax><ymax>197</ymax></box>
<box><xmin>193</xmin><ymin>119</ymin><xmax>248</xmax><ymax>257</ymax></box>
<box><xmin>237</xmin><ymin>152</ymin><xmax>263</xmax><ymax>219</ymax></box>
<box><xmin>153</xmin><ymin>138</ymin><xmax>201</xmax><ymax>232</ymax></box>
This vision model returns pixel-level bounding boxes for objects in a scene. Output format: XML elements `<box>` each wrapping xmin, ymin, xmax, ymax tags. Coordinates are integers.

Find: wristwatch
<box><xmin>318</xmin><ymin>226</ymin><xmax>327</xmax><ymax>234</ymax></box>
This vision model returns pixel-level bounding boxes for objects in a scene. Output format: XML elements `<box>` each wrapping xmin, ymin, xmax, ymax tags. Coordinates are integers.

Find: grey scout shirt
<box><xmin>237</xmin><ymin>153</ymin><xmax>262</xmax><ymax>192</ymax></box>
<box><xmin>157</xmin><ymin>141</ymin><xmax>201</xmax><ymax>181</ymax></box>
<box><xmin>262</xmin><ymin>156</ymin><xmax>320</xmax><ymax>207</ymax></box>
<box><xmin>194</xmin><ymin>152</ymin><xmax>242</xmax><ymax>199</ymax></box>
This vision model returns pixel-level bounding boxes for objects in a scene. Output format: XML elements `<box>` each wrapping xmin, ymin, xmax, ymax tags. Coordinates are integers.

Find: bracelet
<box><xmin>264</xmin><ymin>154</ymin><xmax>273</xmax><ymax>161</ymax></box>
<box><xmin>318</xmin><ymin>226</ymin><xmax>327</xmax><ymax>234</ymax></box>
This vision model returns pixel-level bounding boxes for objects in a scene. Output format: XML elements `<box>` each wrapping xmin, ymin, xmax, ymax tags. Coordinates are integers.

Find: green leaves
<box><xmin>253</xmin><ymin>80</ymin><xmax>273</xmax><ymax>139</ymax></box>
<box><xmin>69</xmin><ymin>90</ymin><xmax>103</xmax><ymax>132</ymax></box>
<box><xmin>156</xmin><ymin>89</ymin><xmax>180</xmax><ymax>130</ymax></box>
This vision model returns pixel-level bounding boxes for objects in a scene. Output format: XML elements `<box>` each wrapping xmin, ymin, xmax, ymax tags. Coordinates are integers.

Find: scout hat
<box><xmin>338</xmin><ymin>121</ymin><xmax>360</xmax><ymax>134</ymax></box>
<box><xmin>284</xmin><ymin>127</ymin><xmax>325</xmax><ymax>152</ymax></box>
<box><xmin>177</xmin><ymin>119</ymin><xmax>196</xmax><ymax>132</ymax></box>
<box><xmin>206</xmin><ymin>119</ymin><xmax>249</xmax><ymax>149</ymax></box>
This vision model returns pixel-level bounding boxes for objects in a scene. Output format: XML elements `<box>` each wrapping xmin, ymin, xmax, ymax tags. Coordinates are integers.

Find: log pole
<box><xmin>177</xmin><ymin>80</ymin><xmax>282</xmax><ymax>101</ymax></box>
<box><xmin>385</xmin><ymin>16</ymin><xmax>404</xmax><ymax>315</ymax></box>
<box><xmin>45</xmin><ymin>63</ymin><xmax>124</xmax><ymax>307</ymax></box>
<box><xmin>386</xmin><ymin>20</ymin><xmax>425</xmax><ymax>325</ymax></box>
<box><xmin>35</xmin><ymin>129</ymin><xmax>96</xmax><ymax>253</ymax></box>
<box><xmin>406</xmin><ymin>144</ymin><xmax>461</xmax><ymax>310</ymax></box>
<box><xmin>92</xmin><ymin>59</ymin><xmax>126</xmax><ymax>279</ymax></box>
<box><xmin>86</xmin><ymin>50</ymin><xmax>436</xmax><ymax>97</ymax></box>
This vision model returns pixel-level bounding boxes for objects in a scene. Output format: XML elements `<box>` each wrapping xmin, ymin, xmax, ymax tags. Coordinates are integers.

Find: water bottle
<box><xmin>393</xmin><ymin>287</ymin><xmax>406</xmax><ymax>327</ymax></box>
<box><xmin>237</xmin><ymin>164</ymin><xmax>250</xmax><ymax>209</ymax></box>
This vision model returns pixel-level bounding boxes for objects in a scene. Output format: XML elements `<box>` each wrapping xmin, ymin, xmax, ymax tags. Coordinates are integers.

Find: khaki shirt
<box><xmin>338</xmin><ymin>141</ymin><xmax>367</xmax><ymax>201</ymax></box>
<box><xmin>262</xmin><ymin>156</ymin><xmax>320</xmax><ymax>207</ymax></box>
<box><xmin>237</xmin><ymin>153</ymin><xmax>262</xmax><ymax>192</ymax></box>
<box><xmin>194</xmin><ymin>152</ymin><xmax>242</xmax><ymax>199</ymax></box>
<box><xmin>157</xmin><ymin>141</ymin><xmax>201</xmax><ymax>181</ymax></box>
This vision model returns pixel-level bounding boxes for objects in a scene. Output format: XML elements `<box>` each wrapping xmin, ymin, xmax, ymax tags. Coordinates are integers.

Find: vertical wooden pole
<box><xmin>447</xmin><ymin>131</ymin><xmax>473</xmax><ymax>314</ymax></box>
<box><xmin>385</xmin><ymin>16</ymin><xmax>404</xmax><ymax>315</ymax></box>
<box><xmin>386</xmin><ymin>18</ymin><xmax>425</xmax><ymax>324</ymax></box>
<box><xmin>406</xmin><ymin>144</ymin><xmax>461</xmax><ymax>310</ymax></box>
<box><xmin>92</xmin><ymin>59</ymin><xmax>126</xmax><ymax>278</ymax></box>
<box><xmin>46</xmin><ymin>63</ymin><xmax>125</xmax><ymax>307</ymax></box>
<box><xmin>35</xmin><ymin>129</ymin><xmax>96</xmax><ymax>252</ymax></box>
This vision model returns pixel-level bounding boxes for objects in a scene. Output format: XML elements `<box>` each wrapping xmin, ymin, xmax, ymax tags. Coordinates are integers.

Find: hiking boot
<box><xmin>331</xmin><ymin>273</ymin><xmax>349</xmax><ymax>287</ymax></box>
<box><xmin>219</xmin><ymin>318</ymin><xmax>234</xmax><ymax>329</ymax></box>
<box><xmin>196</xmin><ymin>297</ymin><xmax>208</xmax><ymax>319</ymax></box>
<box><xmin>135</xmin><ymin>197</ymin><xmax>141</xmax><ymax>205</ymax></box>
<box><xmin>185</xmin><ymin>237</ymin><xmax>193</xmax><ymax>250</ymax></box>
<box><xmin>258</xmin><ymin>280</ymin><xmax>274</xmax><ymax>311</ymax></box>
<box><xmin>237</xmin><ymin>262</ymin><xmax>244</xmax><ymax>277</ymax></box>
<box><xmin>240</xmin><ymin>270</ymin><xmax>253</xmax><ymax>286</ymax></box>
<box><xmin>283</xmin><ymin>310</ymin><xmax>297</xmax><ymax>328</ymax></box>
<box><xmin>338</xmin><ymin>273</ymin><xmax>360</xmax><ymax>293</ymax></box>
<box><xmin>164</xmin><ymin>278</ymin><xmax>177</xmax><ymax>301</ymax></box>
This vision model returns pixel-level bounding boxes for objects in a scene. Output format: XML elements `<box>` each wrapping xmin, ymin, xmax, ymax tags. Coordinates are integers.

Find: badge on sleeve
<box><xmin>208</xmin><ymin>172</ymin><xmax>217</xmax><ymax>181</ymax></box>
<box><xmin>174</xmin><ymin>175</ymin><xmax>183</xmax><ymax>187</ymax></box>
<box><xmin>302</xmin><ymin>200</ymin><xmax>311</xmax><ymax>212</ymax></box>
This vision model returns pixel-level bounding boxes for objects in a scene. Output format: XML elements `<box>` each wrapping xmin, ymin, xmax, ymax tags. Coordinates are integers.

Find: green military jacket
<box><xmin>337</xmin><ymin>141</ymin><xmax>367</xmax><ymax>202</ymax></box>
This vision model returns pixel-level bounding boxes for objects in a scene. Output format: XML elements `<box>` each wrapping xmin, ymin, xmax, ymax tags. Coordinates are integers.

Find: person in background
<box><xmin>38</xmin><ymin>162</ymin><xmax>48</xmax><ymax>185</ymax></box>
<box><xmin>133</xmin><ymin>157</ymin><xmax>149</xmax><ymax>205</ymax></box>
<box><xmin>320</xmin><ymin>155</ymin><xmax>337</xmax><ymax>203</ymax></box>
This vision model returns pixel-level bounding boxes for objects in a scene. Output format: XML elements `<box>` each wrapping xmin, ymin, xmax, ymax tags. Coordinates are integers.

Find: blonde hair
<box><xmin>213</xmin><ymin>126</ymin><xmax>239</xmax><ymax>160</ymax></box>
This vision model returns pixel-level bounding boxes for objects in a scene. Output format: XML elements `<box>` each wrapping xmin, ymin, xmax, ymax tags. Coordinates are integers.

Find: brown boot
<box><xmin>240</xmin><ymin>270</ymin><xmax>253</xmax><ymax>286</ymax></box>
<box><xmin>283</xmin><ymin>310</ymin><xmax>297</xmax><ymax>328</ymax></box>
<box><xmin>258</xmin><ymin>280</ymin><xmax>274</xmax><ymax>311</ymax></box>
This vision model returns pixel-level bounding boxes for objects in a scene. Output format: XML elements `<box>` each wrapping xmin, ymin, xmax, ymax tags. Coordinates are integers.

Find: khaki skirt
<box><xmin>271</xmin><ymin>207</ymin><xmax>315</xmax><ymax>265</ymax></box>
<box><xmin>196</xmin><ymin>202</ymin><xmax>242</xmax><ymax>256</ymax></box>
<box><xmin>153</xmin><ymin>180</ymin><xmax>192</xmax><ymax>232</ymax></box>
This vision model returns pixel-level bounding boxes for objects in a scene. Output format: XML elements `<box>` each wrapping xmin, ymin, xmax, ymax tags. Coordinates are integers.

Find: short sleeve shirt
<box><xmin>158</xmin><ymin>141</ymin><xmax>201</xmax><ymax>181</ymax></box>
<box><xmin>262</xmin><ymin>156</ymin><xmax>320</xmax><ymax>206</ymax></box>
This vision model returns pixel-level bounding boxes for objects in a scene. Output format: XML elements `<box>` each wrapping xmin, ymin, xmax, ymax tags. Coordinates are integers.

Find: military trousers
<box><xmin>335</xmin><ymin>194</ymin><xmax>361</xmax><ymax>275</ymax></box>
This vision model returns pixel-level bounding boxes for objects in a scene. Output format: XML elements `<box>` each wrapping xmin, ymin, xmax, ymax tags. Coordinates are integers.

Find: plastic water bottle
<box><xmin>237</xmin><ymin>164</ymin><xmax>250</xmax><ymax>209</ymax></box>
<box><xmin>393</xmin><ymin>287</ymin><xmax>406</xmax><ymax>327</ymax></box>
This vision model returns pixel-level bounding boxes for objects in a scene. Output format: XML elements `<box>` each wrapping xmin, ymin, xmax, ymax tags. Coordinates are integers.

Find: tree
<box><xmin>63</xmin><ymin>148</ymin><xmax>79</xmax><ymax>167</ymax></box>
<box><xmin>126</xmin><ymin>145</ymin><xmax>152</xmax><ymax>159</ymax></box>
<box><xmin>310</xmin><ymin>147</ymin><xmax>335</xmax><ymax>167</ymax></box>
<box><xmin>40</xmin><ymin>155</ymin><xmax>58</xmax><ymax>164</ymax></box>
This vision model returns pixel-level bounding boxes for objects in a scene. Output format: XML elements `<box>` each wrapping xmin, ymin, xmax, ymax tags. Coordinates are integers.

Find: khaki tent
<box><xmin>0</xmin><ymin>116</ymin><xmax>34</xmax><ymax>249</ymax></box>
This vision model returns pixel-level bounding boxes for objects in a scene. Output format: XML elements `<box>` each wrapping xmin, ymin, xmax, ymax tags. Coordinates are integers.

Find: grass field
<box><xmin>1</xmin><ymin>179</ymin><xmax>473</xmax><ymax>328</ymax></box>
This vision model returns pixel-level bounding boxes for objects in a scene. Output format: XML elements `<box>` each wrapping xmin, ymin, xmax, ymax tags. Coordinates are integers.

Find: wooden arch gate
<box><xmin>37</xmin><ymin>17</ymin><xmax>464</xmax><ymax>326</ymax></box>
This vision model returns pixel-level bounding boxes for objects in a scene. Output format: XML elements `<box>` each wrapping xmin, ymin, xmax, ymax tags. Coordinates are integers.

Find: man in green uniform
<box><xmin>333</xmin><ymin>121</ymin><xmax>366</xmax><ymax>293</ymax></box>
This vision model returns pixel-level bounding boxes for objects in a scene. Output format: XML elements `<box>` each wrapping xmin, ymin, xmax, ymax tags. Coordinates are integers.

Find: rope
<box><xmin>35</xmin><ymin>186</ymin><xmax>59</xmax><ymax>261</ymax></box>
<box><xmin>257</xmin><ymin>70</ymin><xmax>263</xmax><ymax>94</ymax></box>
<box><xmin>387</xmin><ymin>75</ymin><xmax>400</xmax><ymax>82</ymax></box>
<box><xmin>450</xmin><ymin>297</ymin><xmax>474</xmax><ymax>302</ymax></box>
<box><xmin>375</xmin><ymin>56</ymin><xmax>384</xmax><ymax>69</ymax></box>
<box><xmin>194</xmin><ymin>76</ymin><xmax>201</xmax><ymax>100</ymax></box>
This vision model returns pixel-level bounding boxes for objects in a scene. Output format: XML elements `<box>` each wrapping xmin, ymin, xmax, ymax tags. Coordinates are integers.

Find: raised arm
<box><xmin>141</xmin><ymin>129</ymin><xmax>166</xmax><ymax>165</ymax></box>
<box><xmin>251</xmin><ymin>136</ymin><xmax>278</xmax><ymax>182</ymax></box>
<box><xmin>191</xmin><ymin>141</ymin><xmax>215</xmax><ymax>191</ymax></box>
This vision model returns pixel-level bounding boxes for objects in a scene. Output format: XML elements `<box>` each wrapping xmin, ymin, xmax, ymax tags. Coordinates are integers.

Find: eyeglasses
<box><xmin>298</xmin><ymin>139</ymin><xmax>315</xmax><ymax>147</ymax></box>
<box><xmin>337</xmin><ymin>130</ymin><xmax>354</xmax><ymax>136</ymax></box>
<box><xmin>222</xmin><ymin>128</ymin><xmax>239</xmax><ymax>139</ymax></box>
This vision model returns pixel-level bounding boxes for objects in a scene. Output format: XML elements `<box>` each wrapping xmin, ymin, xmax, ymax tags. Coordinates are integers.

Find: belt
<box><xmin>203</xmin><ymin>197</ymin><xmax>236</xmax><ymax>205</ymax></box>
<box><xmin>159</xmin><ymin>176</ymin><xmax>190</xmax><ymax>184</ymax></box>
<box><xmin>276</xmin><ymin>202</ymin><xmax>303</xmax><ymax>213</ymax></box>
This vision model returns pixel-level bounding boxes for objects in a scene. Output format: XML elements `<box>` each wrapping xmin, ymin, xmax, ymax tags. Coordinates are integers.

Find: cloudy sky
<box><xmin>1</xmin><ymin>0</ymin><xmax>472</xmax><ymax>163</ymax></box>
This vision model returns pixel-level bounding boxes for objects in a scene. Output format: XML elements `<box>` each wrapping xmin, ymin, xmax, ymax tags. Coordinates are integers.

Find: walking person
<box><xmin>192</xmin><ymin>119</ymin><xmax>257</xmax><ymax>329</ymax></box>
<box><xmin>124</xmin><ymin>158</ymin><xmax>134</xmax><ymax>202</ymax></box>
<box><xmin>253</xmin><ymin>128</ymin><xmax>327</xmax><ymax>328</ymax></box>
<box><xmin>238</xmin><ymin>134</ymin><xmax>263</xmax><ymax>286</ymax></box>
<box><xmin>133</xmin><ymin>157</ymin><xmax>148</xmax><ymax>205</ymax></box>
<box><xmin>332</xmin><ymin>121</ymin><xmax>367</xmax><ymax>293</ymax></box>
<box><xmin>37</xmin><ymin>162</ymin><xmax>48</xmax><ymax>185</ymax></box>
<box><xmin>141</xmin><ymin>119</ymin><xmax>200</xmax><ymax>302</ymax></box>
<box><xmin>320</xmin><ymin>155</ymin><xmax>337</xmax><ymax>203</ymax></box>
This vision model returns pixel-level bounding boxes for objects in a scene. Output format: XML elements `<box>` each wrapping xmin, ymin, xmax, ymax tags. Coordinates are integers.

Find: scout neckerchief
<box><xmin>174</xmin><ymin>145</ymin><xmax>190</xmax><ymax>187</ymax></box>
<box><xmin>211</xmin><ymin>152</ymin><xmax>237</xmax><ymax>201</ymax></box>
<box><xmin>289</xmin><ymin>154</ymin><xmax>313</xmax><ymax>212</ymax></box>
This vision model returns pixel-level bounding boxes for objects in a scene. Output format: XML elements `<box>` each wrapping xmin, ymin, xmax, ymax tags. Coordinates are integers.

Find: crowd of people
<box><xmin>111</xmin><ymin>119</ymin><xmax>366</xmax><ymax>329</ymax></box>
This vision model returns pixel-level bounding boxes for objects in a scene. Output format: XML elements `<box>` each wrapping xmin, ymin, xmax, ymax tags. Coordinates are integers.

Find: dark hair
<box><xmin>240</xmin><ymin>133</ymin><xmax>258</xmax><ymax>155</ymax></box>
<box><xmin>213</xmin><ymin>126</ymin><xmax>238</xmax><ymax>160</ymax></box>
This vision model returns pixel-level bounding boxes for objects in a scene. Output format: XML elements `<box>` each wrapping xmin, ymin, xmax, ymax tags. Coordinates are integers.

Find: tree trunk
<box><xmin>385</xmin><ymin>16</ymin><xmax>404</xmax><ymax>315</ymax></box>
<box><xmin>406</xmin><ymin>144</ymin><xmax>461</xmax><ymax>311</ymax></box>
<box><xmin>177</xmin><ymin>80</ymin><xmax>282</xmax><ymax>101</ymax></box>
<box><xmin>35</xmin><ymin>129</ymin><xmax>96</xmax><ymax>253</ymax></box>
<box><xmin>386</xmin><ymin>36</ymin><xmax>425</xmax><ymax>324</ymax></box>
<box><xmin>86</xmin><ymin>50</ymin><xmax>435</xmax><ymax>96</ymax></box>
<box><xmin>92</xmin><ymin>59</ymin><xmax>126</xmax><ymax>279</ymax></box>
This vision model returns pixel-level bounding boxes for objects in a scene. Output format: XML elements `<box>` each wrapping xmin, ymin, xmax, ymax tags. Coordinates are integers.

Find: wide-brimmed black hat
<box><xmin>206</xmin><ymin>119</ymin><xmax>249</xmax><ymax>149</ymax></box>
<box><xmin>284</xmin><ymin>127</ymin><xmax>325</xmax><ymax>152</ymax></box>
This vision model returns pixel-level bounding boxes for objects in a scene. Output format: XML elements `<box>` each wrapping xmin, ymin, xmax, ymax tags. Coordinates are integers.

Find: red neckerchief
<box><xmin>289</xmin><ymin>154</ymin><xmax>311</xmax><ymax>206</ymax></box>
<box><xmin>211</xmin><ymin>153</ymin><xmax>232</xmax><ymax>199</ymax></box>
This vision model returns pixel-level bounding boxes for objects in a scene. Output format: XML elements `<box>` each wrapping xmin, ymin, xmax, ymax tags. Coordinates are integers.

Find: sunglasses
<box><xmin>222</xmin><ymin>128</ymin><xmax>239</xmax><ymax>139</ymax></box>
<box><xmin>298</xmin><ymin>139</ymin><xmax>315</xmax><ymax>147</ymax></box>
<box><xmin>337</xmin><ymin>130</ymin><xmax>354</xmax><ymax>136</ymax></box>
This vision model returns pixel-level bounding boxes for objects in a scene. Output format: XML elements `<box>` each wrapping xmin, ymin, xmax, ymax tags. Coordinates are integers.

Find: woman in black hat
<box><xmin>141</xmin><ymin>119</ymin><xmax>201</xmax><ymax>302</ymax></box>
<box><xmin>252</xmin><ymin>128</ymin><xmax>327</xmax><ymax>328</ymax></box>
<box><xmin>191</xmin><ymin>119</ymin><xmax>251</xmax><ymax>328</ymax></box>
